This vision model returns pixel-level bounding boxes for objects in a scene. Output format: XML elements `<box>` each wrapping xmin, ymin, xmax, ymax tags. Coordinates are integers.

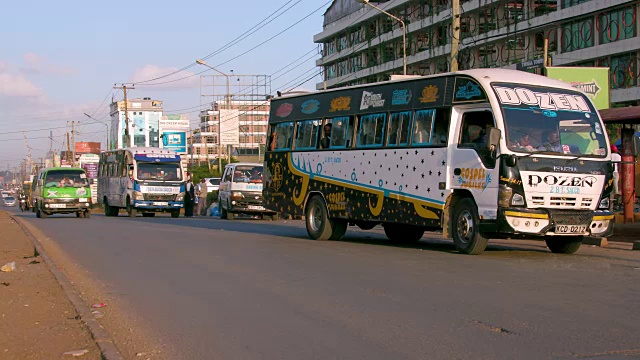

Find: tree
<box><xmin>187</xmin><ymin>156</ymin><xmax>238</xmax><ymax>181</ymax></box>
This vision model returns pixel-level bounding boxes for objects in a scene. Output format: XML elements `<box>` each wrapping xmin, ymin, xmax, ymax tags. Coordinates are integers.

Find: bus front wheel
<box><xmin>305</xmin><ymin>196</ymin><xmax>347</xmax><ymax>240</ymax></box>
<box><xmin>452</xmin><ymin>198</ymin><xmax>488</xmax><ymax>255</ymax></box>
<box><xmin>170</xmin><ymin>210</ymin><xmax>180</xmax><ymax>218</ymax></box>
<box><xmin>126</xmin><ymin>198</ymin><xmax>137</xmax><ymax>217</ymax></box>
<box><xmin>545</xmin><ymin>236</ymin><xmax>582</xmax><ymax>254</ymax></box>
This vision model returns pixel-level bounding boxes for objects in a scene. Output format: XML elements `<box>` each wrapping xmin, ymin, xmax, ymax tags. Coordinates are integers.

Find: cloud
<box><xmin>20</xmin><ymin>52</ymin><xmax>74</xmax><ymax>75</ymax></box>
<box><xmin>129</xmin><ymin>65</ymin><xmax>200</xmax><ymax>90</ymax></box>
<box><xmin>0</xmin><ymin>73</ymin><xmax>43</xmax><ymax>97</ymax></box>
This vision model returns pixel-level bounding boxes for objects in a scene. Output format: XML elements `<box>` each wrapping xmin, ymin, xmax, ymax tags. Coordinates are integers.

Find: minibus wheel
<box><xmin>544</xmin><ymin>236</ymin><xmax>582</xmax><ymax>254</ymax></box>
<box><xmin>305</xmin><ymin>195</ymin><xmax>346</xmax><ymax>240</ymax></box>
<box><xmin>452</xmin><ymin>198</ymin><xmax>488</xmax><ymax>255</ymax></box>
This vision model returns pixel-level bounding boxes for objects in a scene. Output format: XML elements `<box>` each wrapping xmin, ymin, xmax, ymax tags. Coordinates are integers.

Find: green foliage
<box><xmin>606</xmin><ymin>124</ymin><xmax>622</xmax><ymax>144</ymax></box>
<box><xmin>206</xmin><ymin>191</ymin><xmax>218</xmax><ymax>204</ymax></box>
<box><xmin>186</xmin><ymin>156</ymin><xmax>239</xmax><ymax>181</ymax></box>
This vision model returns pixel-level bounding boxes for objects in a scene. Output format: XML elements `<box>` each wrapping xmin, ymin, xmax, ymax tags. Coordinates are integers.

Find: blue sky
<box><xmin>0</xmin><ymin>0</ymin><xmax>329</xmax><ymax>169</ymax></box>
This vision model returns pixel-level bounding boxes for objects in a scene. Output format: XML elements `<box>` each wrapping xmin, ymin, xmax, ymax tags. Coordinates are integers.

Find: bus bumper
<box><xmin>492</xmin><ymin>208</ymin><xmax>614</xmax><ymax>238</ymax></box>
<box><xmin>133</xmin><ymin>200</ymin><xmax>183</xmax><ymax>211</ymax></box>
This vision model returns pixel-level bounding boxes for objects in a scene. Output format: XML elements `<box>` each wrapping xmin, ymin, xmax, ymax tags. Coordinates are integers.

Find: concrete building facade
<box><xmin>192</xmin><ymin>100</ymin><xmax>270</xmax><ymax>164</ymax></box>
<box><xmin>109</xmin><ymin>97</ymin><xmax>163</xmax><ymax>149</ymax></box>
<box><xmin>314</xmin><ymin>0</ymin><xmax>640</xmax><ymax>106</ymax></box>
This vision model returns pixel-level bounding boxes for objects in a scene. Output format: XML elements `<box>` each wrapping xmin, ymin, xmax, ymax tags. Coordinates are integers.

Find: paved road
<box><xmin>9</xmin><ymin>207</ymin><xmax>640</xmax><ymax>360</ymax></box>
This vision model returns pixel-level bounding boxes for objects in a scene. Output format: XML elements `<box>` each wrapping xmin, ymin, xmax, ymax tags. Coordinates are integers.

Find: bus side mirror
<box><xmin>487</xmin><ymin>127</ymin><xmax>501</xmax><ymax>159</ymax></box>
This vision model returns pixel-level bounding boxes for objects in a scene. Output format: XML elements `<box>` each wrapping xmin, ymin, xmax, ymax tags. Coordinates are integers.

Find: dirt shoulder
<box><xmin>0</xmin><ymin>211</ymin><xmax>102</xmax><ymax>359</ymax></box>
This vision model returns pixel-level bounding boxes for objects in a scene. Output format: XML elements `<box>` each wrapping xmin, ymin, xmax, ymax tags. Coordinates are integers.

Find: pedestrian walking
<box><xmin>184</xmin><ymin>176</ymin><xmax>195</xmax><ymax>217</ymax></box>
<box><xmin>196</xmin><ymin>178</ymin><xmax>208</xmax><ymax>216</ymax></box>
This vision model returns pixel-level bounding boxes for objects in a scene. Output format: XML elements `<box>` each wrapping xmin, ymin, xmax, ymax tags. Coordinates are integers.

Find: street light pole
<box><xmin>358</xmin><ymin>0</ymin><xmax>406</xmax><ymax>75</ymax></box>
<box><xmin>196</xmin><ymin>59</ymin><xmax>231</xmax><ymax>173</ymax></box>
<box><xmin>83</xmin><ymin>113</ymin><xmax>110</xmax><ymax>150</ymax></box>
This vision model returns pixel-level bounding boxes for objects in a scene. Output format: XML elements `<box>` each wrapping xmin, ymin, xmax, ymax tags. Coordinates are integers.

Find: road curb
<box><xmin>11</xmin><ymin>214</ymin><xmax>124</xmax><ymax>360</ymax></box>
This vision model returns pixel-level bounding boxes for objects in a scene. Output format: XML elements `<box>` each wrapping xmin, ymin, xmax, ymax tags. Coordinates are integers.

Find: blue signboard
<box><xmin>160</xmin><ymin>131</ymin><xmax>187</xmax><ymax>153</ymax></box>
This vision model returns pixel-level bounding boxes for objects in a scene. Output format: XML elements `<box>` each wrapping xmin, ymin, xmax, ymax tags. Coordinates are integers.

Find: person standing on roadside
<box><xmin>611</xmin><ymin>145</ymin><xmax>622</xmax><ymax>207</ymax></box>
<box><xmin>184</xmin><ymin>176</ymin><xmax>195</xmax><ymax>217</ymax></box>
<box><xmin>196</xmin><ymin>178</ymin><xmax>208</xmax><ymax>216</ymax></box>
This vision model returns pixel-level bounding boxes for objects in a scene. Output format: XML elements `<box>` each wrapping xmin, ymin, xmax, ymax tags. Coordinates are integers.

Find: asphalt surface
<box><xmin>8</xmin><ymin>206</ymin><xmax>640</xmax><ymax>360</ymax></box>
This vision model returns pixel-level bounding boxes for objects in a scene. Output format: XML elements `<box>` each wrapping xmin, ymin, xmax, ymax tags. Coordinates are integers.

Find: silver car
<box><xmin>3</xmin><ymin>196</ymin><xmax>16</xmax><ymax>207</ymax></box>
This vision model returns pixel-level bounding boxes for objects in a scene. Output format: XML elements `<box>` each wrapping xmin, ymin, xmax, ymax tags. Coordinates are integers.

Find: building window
<box><xmin>610</xmin><ymin>53</ymin><xmax>637</xmax><ymax>89</ymax></box>
<box><xmin>561</xmin><ymin>0</ymin><xmax>591</xmax><ymax>8</ymax></box>
<box><xmin>599</xmin><ymin>7</ymin><xmax>637</xmax><ymax>45</ymax></box>
<box><xmin>561</xmin><ymin>18</ymin><xmax>593</xmax><ymax>52</ymax></box>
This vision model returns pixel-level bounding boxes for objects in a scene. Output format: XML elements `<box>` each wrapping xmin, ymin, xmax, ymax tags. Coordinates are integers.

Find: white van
<box><xmin>218</xmin><ymin>163</ymin><xmax>277</xmax><ymax>220</ymax></box>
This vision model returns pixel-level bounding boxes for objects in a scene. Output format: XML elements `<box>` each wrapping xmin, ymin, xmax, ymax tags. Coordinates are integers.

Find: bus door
<box><xmin>449</xmin><ymin>107</ymin><xmax>500</xmax><ymax>220</ymax></box>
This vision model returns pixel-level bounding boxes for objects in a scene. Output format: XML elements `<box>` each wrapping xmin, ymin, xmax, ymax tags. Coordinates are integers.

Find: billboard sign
<box><xmin>160</xmin><ymin>131</ymin><xmax>187</xmax><ymax>153</ymax></box>
<box><xmin>220</xmin><ymin>109</ymin><xmax>240</xmax><ymax>145</ymax></box>
<box><xmin>75</xmin><ymin>142</ymin><xmax>101</xmax><ymax>154</ymax></box>
<box><xmin>545</xmin><ymin>67</ymin><xmax>610</xmax><ymax>110</ymax></box>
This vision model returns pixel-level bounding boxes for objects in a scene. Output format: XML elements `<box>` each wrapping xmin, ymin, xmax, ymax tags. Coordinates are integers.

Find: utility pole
<box><xmin>114</xmin><ymin>84</ymin><xmax>135</xmax><ymax>147</ymax></box>
<box><xmin>66</xmin><ymin>132</ymin><xmax>71</xmax><ymax>165</ymax></box>
<box><xmin>71</xmin><ymin>121</ymin><xmax>76</xmax><ymax>167</ymax></box>
<box><xmin>450</xmin><ymin>0</ymin><xmax>460</xmax><ymax>72</ymax></box>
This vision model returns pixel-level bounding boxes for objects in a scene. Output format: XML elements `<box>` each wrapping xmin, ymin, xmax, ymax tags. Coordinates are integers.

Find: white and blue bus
<box><xmin>263</xmin><ymin>69</ymin><xmax>615</xmax><ymax>255</ymax></box>
<box><xmin>98</xmin><ymin>147</ymin><xmax>185</xmax><ymax>217</ymax></box>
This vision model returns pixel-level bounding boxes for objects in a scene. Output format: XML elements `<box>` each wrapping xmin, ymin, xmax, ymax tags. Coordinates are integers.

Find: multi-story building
<box><xmin>192</xmin><ymin>100</ymin><xmax>270</xmax><ymax>164</ymax></box>
<box><xmin>109</xmin><ymin>97</ymin><xmax>163</xmax><ymax>149</ymax></box>
<box><xmin>315</xmin><ymin>0</ymin><xmax>639</xmax><ymax>106</ymax></box>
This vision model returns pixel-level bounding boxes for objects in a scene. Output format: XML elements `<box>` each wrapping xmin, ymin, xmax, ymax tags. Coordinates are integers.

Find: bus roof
<box><xmin>275</xmin><ymin>69</ymin><xmax>579</xmax><ymax>100</ymax></box>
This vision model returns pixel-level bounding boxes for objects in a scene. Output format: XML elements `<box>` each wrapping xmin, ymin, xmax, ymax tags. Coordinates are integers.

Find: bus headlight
<box><xmin>511</xmin><ymin>193</ymin><xmax>525</xmax><ymax>206</ymax></box>
<box><xmin>498</xmin><ymin>185</ymin><xmax>512</xmax><ymax>208</ymax></box>
<box><xmin>133</xmin><ymin>191</ymin><xmax>145</xmax><ymax>201</ymax></box>
<box><xmin>598</xmin><ymin>197</ymin><xmax>610</xmax><ymax>209</ymax></box>
<box><xmin>176</xmin><ymin>192</ymin><xmax>184</xmax><ymax>202</ymax></box>
<box><xmin>231</xmin><ymin>191</ymin><xmax>244</xmax><ymax>200</ymax></box>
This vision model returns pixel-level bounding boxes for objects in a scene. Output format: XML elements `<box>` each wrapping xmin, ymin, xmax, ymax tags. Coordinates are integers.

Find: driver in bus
<box><xmin>320</xmin><ymin>123</ymin><xmax>332</xmax><ymax>148</ymax></box>
<box><xmin>249</xmin><ymin>168</ymin><xmax>262</xmax><ymax>183</ymax></box>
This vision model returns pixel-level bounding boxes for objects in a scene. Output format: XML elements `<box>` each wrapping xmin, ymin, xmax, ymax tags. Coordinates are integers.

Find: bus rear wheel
<box><xmin>545</xmin><ymin>236</ymin><xmax>582</xmax><ymax>254</ymax></box>
<box><xmin>305</xmin><ymin>196</ymin><xmax>347</xmax><ymax>240</ymax></box>
<box><xmin>452</xmin><ymin>198</ymin><xmax>488</xmax><ymax>255</ymax></box>
<box><xmin>384</xmin><ymin>223</ymin><xmax>424</xmax><ymax>243</ymax></box>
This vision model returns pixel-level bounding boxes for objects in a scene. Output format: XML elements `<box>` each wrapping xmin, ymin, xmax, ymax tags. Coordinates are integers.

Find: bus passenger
<box><xmin>320</xmin><ymin>123</ymin><xmax>332</xmax><ymax>148</ymax></box>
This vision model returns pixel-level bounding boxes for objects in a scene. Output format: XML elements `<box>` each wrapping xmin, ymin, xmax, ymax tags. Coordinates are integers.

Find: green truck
<box><xmin>33</xmin><ymin>167</ymin><xmax>92</xmax><ymax>218</ymax></box>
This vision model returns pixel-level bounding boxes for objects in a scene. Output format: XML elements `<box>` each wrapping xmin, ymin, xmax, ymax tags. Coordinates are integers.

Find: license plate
<box><xmin>556</xmin><ymin>225</ymin><xmax>587</xmax><ymax>234</ymax></box>
<box><xmin>152</xmin><ymin>202</ymin><xmax>168</xmax><ymax>206</ymax></box>
<box><xmin>49</xmin><ymin>203</ymin><xmax>66</xmax><ymax>208</ymax></box>
<box><xmin>248</xmin><ymin>205</ymin><xmax>264</xmax><ymax>210</ymax></box>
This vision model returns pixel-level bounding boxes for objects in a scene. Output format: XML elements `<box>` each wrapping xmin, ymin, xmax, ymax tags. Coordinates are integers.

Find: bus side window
<box><xmin>329</xmin><ymin>116</ymin><xmax>351</xmax><ymax>148</ymax></box>
<box><xmin>358</xmin><ymin>113</ymin><xmax>386</xmax><ymax>147</ymax></box>
<box><xmin>295</xmin><ymin>120</ymin><xmax>321</xmax><ymax>150</ymax></box>
<box><xmin>269</xmin><ymin>122</ymin><xmax>294</xmax><ymax>151</ymax></box>
<box><xmin>387</xmin><ymin>111</ymin><xmax>412</xmax><ymax>147</ymax></box>
<box><xmin>433</xmin><ymin>108</ymin><xmax>450</xmax><ymax>145</ymax></box>
<box><xmin>412</xmin><ymin>109</ymin><xmax>435</xmax><ymax>145</ymax></box>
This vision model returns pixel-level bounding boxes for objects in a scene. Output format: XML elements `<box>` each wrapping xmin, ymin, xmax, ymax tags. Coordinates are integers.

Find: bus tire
<box><xmin>305</xmin><ymin>195</ymin><xmax>336</xmax><ymax>241</ymax></box>
<box><xmin>384</xmin><ymin>223</ymin><xmax>424</xmax><ymax>243</ymax></box>
<box><xmin>142</xmin><ymin>213</ymin><xmax>155</xmax><ymax>217</ymax></box>
<box><xmin>76</xmin><ymin>212</ymin><xmax>82</xmax><ymax>218</ymax></box>
<box><xmin>84</xmin><ymin>210</ymin><xmax>91</xmax><ymax>218</ymax></box>
<box><xmin>170</xmin><ymin>210</ymin><xmax>180</xmax><ymax>218</ymax></box>
<box><xmin>452</xmin><ymin>198</ymin><xmax>488</xmax><ymax>255</ymax></box>
<box><xmin>104</xmin><ymin>200</ymin><xmax>112</xmax><ymax>216</ymax></box>
<box><xmin>35</xmin><ymin>204</ymin><xmax>42</xmax><ymax>218</ymax></box>
<box><xmin>126</xmin><ymin>198</ymin><xmax>137</xmax><ymax>217</ymax></box>
<box><xmin>330</xmin><ymin>219</ymin><xmax>348</xmax><ymax>240</ymax></box>
<box><xmin>545</xmin><ymin>236</ymin><xmax>582</xmax><ymax>254</ymax></box>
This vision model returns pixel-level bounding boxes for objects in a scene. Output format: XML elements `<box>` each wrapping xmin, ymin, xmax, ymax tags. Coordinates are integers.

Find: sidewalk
<box><xmin>610</xmin><ymin>221</ymin><xmax>640</xmax><ymax>243</ymax></box>
<box><xmin>0</xmin><ymin>211</ymin><xmax>102</xmax><ymax>359</ymax></box>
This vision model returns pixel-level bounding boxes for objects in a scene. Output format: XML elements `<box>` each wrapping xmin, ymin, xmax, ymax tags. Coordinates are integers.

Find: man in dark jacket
<box><xmin>184</xmin><ymin>176</ymin><xmax>195</xmax><ymax>217</ymax></box>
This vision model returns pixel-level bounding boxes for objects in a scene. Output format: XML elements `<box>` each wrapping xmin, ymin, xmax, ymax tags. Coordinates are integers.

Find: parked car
<box><xmin>218</xmin><ymin>163</ymin><xmax>276</xmax><ymax>220</ymax></box>
<box><xmin>3</xmin><ymin>196</ymin><xmax>16</xmax><ymax>207</ymax></box>
<box><xmin>204</xmin><ymin>177</ymin><xmax>221</xmax><ymax>193</ymax></box>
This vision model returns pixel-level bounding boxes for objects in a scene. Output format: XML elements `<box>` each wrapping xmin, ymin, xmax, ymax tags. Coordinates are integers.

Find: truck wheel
<box><xmin>452</xmin><ymin>198</ymin><xmax>488</xmax><ymax>255</ymax></box>
<box><xmin>76</xmin><ymin>212</ymin><xmax>82</xmax><ymax>218</ymax></box>
<box><xmin>383</xmin><ymin>223</ymin><xmax>424</xmax><ymax>243</ymax></box>
<box><xmin>84</xmin><ymin>210</ymin><xmax>91</xmax><ymax>218</ymax></box>
<box><xmin>142</xmin><ymin>213</ymin><xmax>155</xmax><ymax>217</ymax></box>
<box><xmin>170</xmin><ymin>210</ymin><xmax>180</xmax><ymax>218</ymax></box>
<box><xmin>545</xmin><ymin>236</ymin><xmax>582</xmax><ymax>254</ymax></box>
<box><xmin>126</xmin><ymin>198</ymin><xmax>137</xmax><ymax>217</ymax></box>
<box><xmin>104</xmin><ymin>200</ymin><xmax>112</xmax><ymax>216</ymax></box>
<box><xmin>305</xmin><ymin>196</ymin><xmax>342</xmax><ymax>240</ymax></box>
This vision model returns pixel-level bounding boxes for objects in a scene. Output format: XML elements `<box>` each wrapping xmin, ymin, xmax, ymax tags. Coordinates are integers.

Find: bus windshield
<box><xmin>493</xmin><ymin>83</ymin><xmax>608</xmax><ymax>157</ymax></box>
<box><xmin>44</xmin><ymin>170</ymin><xmax>90</xmax><ymax>188</ymax></box>
<box><xmin>137</xmin><ymin>162</ymin><xmax>183</xmax><ymax>181</ymax></box>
